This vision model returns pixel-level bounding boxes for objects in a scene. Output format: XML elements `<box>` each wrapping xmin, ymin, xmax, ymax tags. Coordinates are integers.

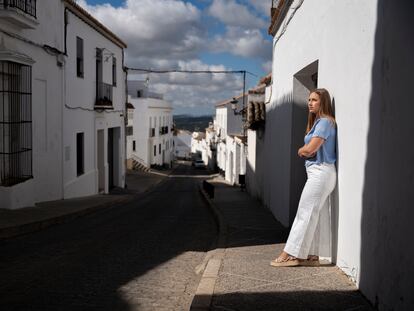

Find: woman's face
<box><xmin>308</xmin><ymin>92</ymin><xmax>321</xmax><ymax>114</ymax></box>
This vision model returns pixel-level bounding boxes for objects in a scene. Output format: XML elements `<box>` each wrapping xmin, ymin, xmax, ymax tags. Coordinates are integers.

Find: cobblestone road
<box><xmin>0</xmin><ymin>163</ymin><xmax>217</xmax><ymax>311</ymax></box>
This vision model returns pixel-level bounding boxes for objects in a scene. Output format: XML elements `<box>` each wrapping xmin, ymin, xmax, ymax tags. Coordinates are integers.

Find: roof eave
<box><xmin>63</xmin><ymin>0</ymin><xmax>127</xmax><ymax>49</ymax></box>
<box><xmin>268</xmin><ymin>0</ymin><xmax>294</xmax><ymax>37</ymax></box>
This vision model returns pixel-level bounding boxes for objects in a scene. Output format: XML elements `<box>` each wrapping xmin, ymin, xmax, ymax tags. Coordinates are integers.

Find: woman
<box><xmin>271</xmin><ymin>88</ymin><xmax>337</xmax><ymax>267</ymax></box>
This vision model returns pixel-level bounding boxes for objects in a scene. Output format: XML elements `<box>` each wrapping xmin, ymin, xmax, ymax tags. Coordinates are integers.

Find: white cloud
<box><xmin>261</xmin><ymin>60</ymin><xmax>272</xmax><ymax>73</ymax></box>
<box><xmin>78</xmin><ymin>0</ymin><xmax>204</xmax><ymax>68</ymax></box>
<box><xmin>76</xmin><ymin>0</ymin><xmax>271</xmax><ymax>114</ymax></box>
<box><xmin>128</xmin><ymin>59</ymin><xmax>244</xmax><ymax>115</ymax></box>
<box><xmin>210</xmin><ymin>26</ymin><xmax>271</xmax><ymax>60</ymax></box>
<box><xmin>208</xmin><ymin>0</ymin><xmax>266</xmax><ymax>29</ymax></box>
<box><xmin>247</xmin><ymin>0</ymin><xmax>272</xmax><ymax>16</ymax></box>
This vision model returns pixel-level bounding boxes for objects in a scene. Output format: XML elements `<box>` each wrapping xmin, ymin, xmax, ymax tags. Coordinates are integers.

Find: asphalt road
<box><xmin>0</xmin><ymin>163</ymin><xmax>217</xmax><ymax>311</ymax></box>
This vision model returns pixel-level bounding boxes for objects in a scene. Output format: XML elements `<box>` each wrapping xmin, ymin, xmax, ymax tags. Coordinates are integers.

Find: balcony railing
<box><xmin>159</xmin><ymin>126</ymin><xmax>169</xmax><ymax>135</ymax></box>
<box><xmin>95</xmin><ymin>82</ymin><xmax>113</xmax><ymax>109</ymax></box>
<box><xmin>0</xmin><ymin>0</ymin><xmax>37</xmax><ymax>18</ymax></box>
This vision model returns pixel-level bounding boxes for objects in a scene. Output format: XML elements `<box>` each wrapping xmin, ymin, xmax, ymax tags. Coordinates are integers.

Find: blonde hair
<box><xmin>306</xmin><ymin>88</ymin><xmax>335</xmax><ymax>134</ymax></box>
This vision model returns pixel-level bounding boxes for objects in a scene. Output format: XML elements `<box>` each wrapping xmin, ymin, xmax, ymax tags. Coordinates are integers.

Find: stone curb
<box><xmin>190</xmin><ymin>182</ymin><xmax>228</xmax><ymax>311</ymax></box>
<box><xmin>0</xmin><ymin>171</ymin><xmax>171</xmax><ymax>241</ymax></box>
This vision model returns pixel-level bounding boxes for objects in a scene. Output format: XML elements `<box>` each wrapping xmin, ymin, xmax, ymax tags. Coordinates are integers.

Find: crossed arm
<box><xmin>298</xmin><ymin>137</ymin><xmax>325</xmax><ymax>158</ymax></box>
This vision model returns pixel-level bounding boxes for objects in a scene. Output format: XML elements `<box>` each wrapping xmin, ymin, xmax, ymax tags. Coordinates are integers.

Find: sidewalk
<box><xmin>0</xmin><ymin>168</ymin><xmax>170</xmax><ymax>240</ymax></box>
<box><xmin>192</xmin><ymin>176</ymin><xmax>373</xmax><ymax>311</ymax></box>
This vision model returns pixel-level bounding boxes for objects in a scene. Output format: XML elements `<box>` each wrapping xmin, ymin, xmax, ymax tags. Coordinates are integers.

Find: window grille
<box><xmin>76</xmin><ymin>37</ymin><xmax>84</xmax><ymax>78</ymax></box>
<box><xmin>0</xmin><ymin>61</ymin><xmax>33</xmax><ymax>186</ymax></box>
<box><xmin>0</xmin><ymin>0</ymin><xmax>37</xmax><ymax>18</ymax></box>
<box><xmin>112</xmin><ymin>57</ymin><xmax>117</xmax><ymax>86</ymax></box>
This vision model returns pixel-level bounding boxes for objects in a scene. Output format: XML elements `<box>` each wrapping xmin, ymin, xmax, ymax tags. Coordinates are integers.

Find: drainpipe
<box><xmin>123</xmin><ymin>50</ymin><xmax>127</xmax><ymax>187</ymax></box>
<box><xmin>64</xmin><ymin>8</ymin><xmax>69</xmax><ymax>55</ymax></box>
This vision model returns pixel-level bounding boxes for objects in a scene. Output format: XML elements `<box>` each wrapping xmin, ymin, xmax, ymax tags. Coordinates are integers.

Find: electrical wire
<box><xmin>64</xmin><ymin>103</ymin><xmax>124</xmax><ymax>113</ymax></box>
<box><xmin>0</xmin><ymin>28</ymin><xmax>65</xmax><ymax>56</ymax></box>
<box><xmin>126</xmin><ymin>67</ymin><xmax>258</xmax><ymax>77</ymax></box>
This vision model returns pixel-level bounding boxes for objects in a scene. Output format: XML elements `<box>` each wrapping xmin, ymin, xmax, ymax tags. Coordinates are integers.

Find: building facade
<box><xmin>0</xmin><ymin>0</ymin><xmax>127</xmax><ymax>209</ymax></box>
<box><xmin>173</xmin><ymin>130</ymin><xmax>192</xmax><ymax>160</ymax></box>
<box><xmin>127</xmin><ymin>81</ymin><xmax>173</xmax><ymax>168</ymax></box>
<box><xmin>214</xmin><ymin>94</ymin><xmax>246</xmax><ymax>184</ymax></box>
<box><xmin>266</xmin><ymin>0</ymin><xmax>414</xmax><ymax>309</ymax></box>
<box><xmin>0</xmin><ymin>0</ymin><xmax>64</xmax><ymax>209</ymax></box>
<box><xmin>246</xmin><ymin>74</ymin><xmax>271</xmax><ymax>200</ymax></box>
<box><xmin>63</xmin><ymin>0</ymin><xmax>127</xmax><ymax>198</ymax></box>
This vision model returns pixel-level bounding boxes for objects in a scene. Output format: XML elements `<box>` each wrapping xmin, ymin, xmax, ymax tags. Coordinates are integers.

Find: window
<box><xmin>132</xmin><ymin>140</ymin><xmax>136</xmax><ymax>151</ymax></box>
<box><xmin>137</xmin><ymin>90</ymin><xmax>142</xmax><ymax>97</ymax></box>
<box><xmin>153</xmin><ymin>145</ymin><xmax>156</xmax><ymax>156</ymax></box>
<box><xmin>159</xmin><ymin>144</ymin><xmax>161</xmax><ymax>154</ymax></box>
<box><xmin>126</xmin><ymin>126</ymin><xmax>133</xmax><ymax>136</ymax></box>
<box><xmin>76</xmin><ymin>37</ymin><xmax>84</xmax><ymax>78</ymax></box>
<box><xmin>112</xmin><ymin>57</ymin><xmax>117</xmax><ymax>86</ymax></box>
<box><xmin>0</xmin><ymin>61</ymin><xmax>33</xmax><ymax>186</ymax></box>
<box><xmin>76</xmin><ymin>133</ymin><xmax>84</xmax><ymax>176</ymax></box>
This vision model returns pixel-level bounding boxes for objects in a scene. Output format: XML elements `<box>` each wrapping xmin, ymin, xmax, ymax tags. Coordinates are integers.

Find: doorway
<box><xmin>290</xmin><ymin>60</ymin><xmax>319</xmax><ymax>224</ymax></box>
<box><xmin>97</xmin><ymin>129</ymin><xmax>105</xmax><ymax>192</ymax></box>
<box><xmin>108</xmin><ymin>128</ymin><xmax>114</xmax><ymax>189</ymax></box>
<box><xmin>108</xmin><ymin>127</ymin><xmax>120</xmax><ymax>189</ymax></box>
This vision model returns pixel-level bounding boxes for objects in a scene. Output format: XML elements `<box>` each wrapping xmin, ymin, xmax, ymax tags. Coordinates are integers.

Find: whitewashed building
<box><xmin>214</xmin><ymin>94</ymin><xmax>246</xmax><ymax>184</ymax></box>
<box><xmin>173</xmin><ymin>130</ymin><xmax>192</xmax><ymax>160</ymax></box>
<box><xmin>204</xmin><ymin>125</ymin><xmax>217</xmax><ymax>170</ymax></box>
<box><xmin>0</xmin><ymin>0</ymin><xmax>64</xmax><ymax>209</ymax></box>
<box><xmin>0</xmin><ymin>0</ymin><xmax>127</xmax><ymax>209</ymax></box>
<box><xmin>190</xmin><ymin>131</ymin><xmax>205</xmax><ymax>159</ymax></box>
<box><xmin>246</xmin><ymin>74</ymin><xmax>271</xmax><ymax>200</ymax></box>
<box><xmin>63</xmin><ymin>0</ymin><xmax>127</xmax><ymax>198</ymax></box>
<box><xmin>127</xmin><ymin>81</ymin><xmax>173</xmax><ymax>168</ymax></box>
<box><xmin>266</xmin><ymin>0</ymin><xmax>414</xmax><ymax>309</ymax></box>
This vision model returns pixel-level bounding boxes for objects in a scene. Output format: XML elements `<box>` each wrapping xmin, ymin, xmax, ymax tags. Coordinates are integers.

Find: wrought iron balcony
<box><xmin>95</xmin><ymin>82</ymin><xmax>113</xmax><ymax>109</ymax></box>
<box><xmin>159</xmin><ymin>126</ymin><xmax>169</xmax><ymax>135</ymax></box>
<box><xmin>0</xmin><ymin>0</ymin><xmax>37</xmax><ymax>18</ymax></box>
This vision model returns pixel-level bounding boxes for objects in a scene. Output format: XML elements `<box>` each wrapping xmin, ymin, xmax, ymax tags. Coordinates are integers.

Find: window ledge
<box><xmin>0</xmin><ymin>40</ymin><xmax>35</xmax><ymax>65</ymax></box>
<box><xmin>0</xmin><ymin>9</ymin><xmax>38</xmax><ymax>29</ymax></box>
<box><xmin>94</xmin><ymin>105</ymin><xmax>114</xmax><ymax>110</ymax></box>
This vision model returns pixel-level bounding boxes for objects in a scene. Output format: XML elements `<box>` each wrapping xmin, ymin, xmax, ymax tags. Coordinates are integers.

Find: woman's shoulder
<box><xmin>318</xmin><ymin>116</ymin><xmax>336</xmax><ymax>127</ymax></box>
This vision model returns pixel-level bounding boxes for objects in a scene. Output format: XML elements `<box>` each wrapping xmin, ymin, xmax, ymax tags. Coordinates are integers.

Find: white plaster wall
<box><xmin>129</xmin><ymin>98</ymin><xmax>149</xmax><ymax>164</ymax></box>
<box><xmin>174</xmin><ymin>132</ymin><xmax>191</xmax><ymax>159</ymax></box>
<box><xmin>215</xmin><ymin>107</ymin><xmax>227</xmax><ymax>171</ymax></box>
<box><xmin>0</xmin><ymin>0</ymin><xmax>65</xmax><ymax>209</ymax></box>
<box><xmin>226</xmin><ymin>98</ymin><xmax>244</xmax><ymax>135</ymax></box>
<box><xmin>126</xmin><ymin>108</ymin><xmax>134</xmax><ymax>160</ymax></box>
<box><xmin>148</xmin><ymin>103</ymin><xmax>173</xmax><ymax>166</ymax></box>
<box><xmin>267</xmin><ymin>0</ymin><xmax>377</xmax><ymax>289</ymax></box>
<box><xmin>127</xmin><ymin>89</ymin><xmax>173</xmax><ymax>167</ymax></box>
<box><xmin>63</xmin><ymin>10</ymin><xmax>125</xmax><ymax>198</ymax></box>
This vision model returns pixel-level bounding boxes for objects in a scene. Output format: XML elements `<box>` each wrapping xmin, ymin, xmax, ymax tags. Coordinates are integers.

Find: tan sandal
<box><xmin>300</xmin><ymin>255</ymin><xmax>320</xmax><ymax>266</ymax></box>
<box><xmin>270</xmin><ymin>255</ymin><xmax>300</xmax><ymax>267</ymax></box>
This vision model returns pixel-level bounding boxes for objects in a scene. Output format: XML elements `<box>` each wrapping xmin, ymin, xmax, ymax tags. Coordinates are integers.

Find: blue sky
<box><xmin>79</xmin><ymin>0</ymin><xmax>273</xmax><ymax>115</ymax></box>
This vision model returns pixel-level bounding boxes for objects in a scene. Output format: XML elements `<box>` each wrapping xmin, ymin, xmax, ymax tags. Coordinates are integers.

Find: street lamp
<box><xmin>231</xmin><ymin>97</ymin><xmax>246</xmax><ymax>116</ymax></box>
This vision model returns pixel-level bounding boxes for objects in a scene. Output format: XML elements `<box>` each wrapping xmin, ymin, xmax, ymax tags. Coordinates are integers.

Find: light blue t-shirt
<box><xmin>304</xmin><ymin>117</ymin><xmax>336</xmax><ymax>167</ymax></box>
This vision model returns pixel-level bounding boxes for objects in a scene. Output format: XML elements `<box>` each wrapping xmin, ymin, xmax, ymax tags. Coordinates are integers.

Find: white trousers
<box><xmin>284</xmin><ymin>163</ymin><xmax>337</xmax><ymax>259</ymax></box>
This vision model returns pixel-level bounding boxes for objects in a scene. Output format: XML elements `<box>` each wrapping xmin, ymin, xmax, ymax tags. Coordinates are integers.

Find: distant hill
<box><xmin>173</xmin><ymin>115</ymin><xmax>213</xmax><ymax>133</ymax></box>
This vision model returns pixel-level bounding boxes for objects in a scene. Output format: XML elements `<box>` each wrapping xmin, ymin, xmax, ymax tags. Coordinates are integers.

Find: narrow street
<box><xmin>0</xmin><ymin>163</ymin><xmax>217</xmax><ymax>311</ymax></box>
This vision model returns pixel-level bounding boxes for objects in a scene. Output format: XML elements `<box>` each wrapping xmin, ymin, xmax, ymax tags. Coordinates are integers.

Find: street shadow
<box><xmin>207</xmin><ymin>291</ymin><xmax>373</xmax><ymax>311</ymax></box>
<box><xmin>359</xmin><ymin>0</ymin><xmax>414</xmax><ymax>309</ymax></box>
<box><xmin>262</xmin><ymin>93</ymin><xmax>295</xmax><ymax>226</ymax></box>
<box><xmin>0</xmin><ymin>163</ymin><xmax>217</xmax><ymax>310</ymax></box>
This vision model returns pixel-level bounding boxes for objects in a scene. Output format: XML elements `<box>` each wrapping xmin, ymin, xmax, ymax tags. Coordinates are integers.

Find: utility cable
<box><xmin>126</xmin><ymin>67</ymin><xmax>258</xmax><ymax>77</ymax></box>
